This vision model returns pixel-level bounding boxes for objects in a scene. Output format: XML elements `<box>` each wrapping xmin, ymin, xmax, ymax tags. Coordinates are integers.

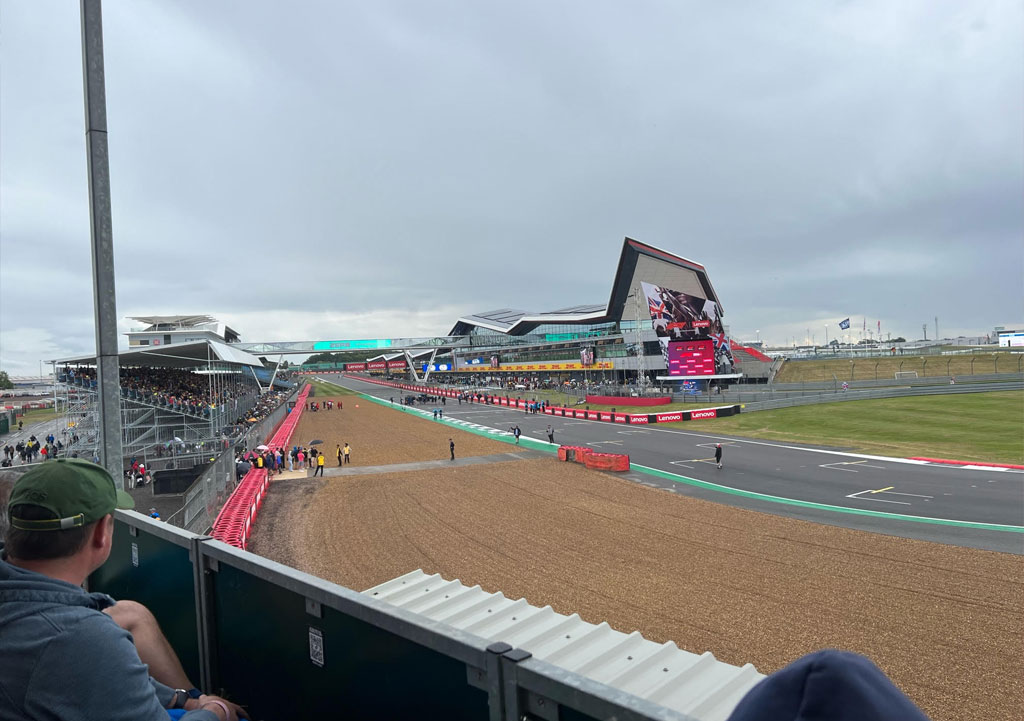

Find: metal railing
<box><xmin>90</xmin><ymin>513</ymin><xmax>696</xmax><ymax>721</ymax></box>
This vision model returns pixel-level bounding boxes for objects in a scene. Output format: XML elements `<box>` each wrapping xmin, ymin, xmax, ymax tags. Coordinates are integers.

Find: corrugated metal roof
<box><xmin>364</xmin><ymin>570</ymin><xmax>764</xmax><ymax>721</ymax></box>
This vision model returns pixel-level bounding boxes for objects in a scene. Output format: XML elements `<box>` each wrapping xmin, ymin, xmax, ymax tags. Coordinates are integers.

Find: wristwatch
<box><xmin>172</xmin><ymin>688</ymin><xmax>203</xmax><ymax>708</ymax></box>
<box><xmin>171</xmin><ymin>689</ymin><xmax>190</xmax><ymax>709</ymax></box>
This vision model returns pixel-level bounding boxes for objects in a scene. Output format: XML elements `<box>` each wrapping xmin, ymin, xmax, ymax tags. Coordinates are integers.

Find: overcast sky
<box><xmin>2</xmin><ymin>1</ymin><xmax>1021</xmax><ymax>375</ymax></box>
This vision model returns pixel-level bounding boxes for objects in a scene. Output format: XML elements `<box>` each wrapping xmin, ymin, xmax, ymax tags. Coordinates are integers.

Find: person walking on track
<box><xmin>715</xmin><ymin>443</ymin><xmax>723</xmax><ymax>469</ymax></box>
<box><xmin>546</xmin><ymin>425</ymin><xmax>554</xmax><ymax>443</ymax></box>
<box><xmin>511</xmin><ymin>426</ymin><xmax>521</xmax><ymax>445</ymax></box>
<box><xmin>449</xmin><ymin>438</ymin><xmax>455</xmax><ymax>461</ymax></box>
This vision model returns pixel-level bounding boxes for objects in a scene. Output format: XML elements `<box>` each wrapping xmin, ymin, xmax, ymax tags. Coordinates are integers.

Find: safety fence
<box><xmin>343</xmin><ymin>375</ymin><xmax>741</xmax><ymax>425</ymax></box>
<box><xmin>210</xmin><ymin>385</ymin><xmax>311</xmax><ymax>548</ymax></box>
<box><xmin>89</xmin><ymin>512</ymin><xmax>702</xmax><ymax>721</ymax></box>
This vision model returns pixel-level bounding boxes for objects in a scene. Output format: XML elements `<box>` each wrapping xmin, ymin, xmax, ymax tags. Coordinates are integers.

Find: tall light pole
<box><xmin>82</xmin><ymin>0</ymin><xmax>124</xmax><ymax>482</ymax></box>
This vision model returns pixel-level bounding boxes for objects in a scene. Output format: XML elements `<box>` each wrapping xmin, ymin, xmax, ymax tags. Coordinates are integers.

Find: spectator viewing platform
<box><xmin>127</xmin><ymin>314</ymin><xmax>240</xmax><ymax>348</ymax></box>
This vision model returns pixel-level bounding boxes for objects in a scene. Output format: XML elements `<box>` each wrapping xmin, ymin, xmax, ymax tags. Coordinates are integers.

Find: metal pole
<box><xmin>81</xmin><ymin>0</ymin><xmax>124</xmax><ymax>482</ymax></box>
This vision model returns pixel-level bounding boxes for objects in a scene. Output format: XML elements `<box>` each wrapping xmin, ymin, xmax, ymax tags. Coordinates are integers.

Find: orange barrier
<box><xmin>557</xmin><ymin>445</ymin><xmax>591</xmax><ymax>463</ymax></box>
<box><xmin>584</xmin><ymin>452</ymin><xmax>630</xmax><ymax>471</ymax></box>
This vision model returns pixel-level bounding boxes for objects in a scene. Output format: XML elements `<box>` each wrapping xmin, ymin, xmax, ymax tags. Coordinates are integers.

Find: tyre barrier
<box><xmin>212</xmin><ymin>384</ymin><xmax>312</xmax><ymax>549</ymax></box>
<box><xmin>342</xmin><ymin>374</ymin><xmax>739</xmax><ymax>425</ymax></box>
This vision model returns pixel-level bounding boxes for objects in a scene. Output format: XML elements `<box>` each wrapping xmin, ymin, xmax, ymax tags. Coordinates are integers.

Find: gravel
<box><xmin>249</xmin><ymin>395</ymin><xmax>1024</xmax><ymax>721</ymax></box>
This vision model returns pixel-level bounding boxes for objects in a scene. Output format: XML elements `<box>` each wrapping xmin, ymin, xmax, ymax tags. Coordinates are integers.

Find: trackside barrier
<box><xmin>341</xmin><ymin>374</ymin><xmax>740</xmax><ymax>425</ymax></box>
<box><xmin>558</xmin><ymin>445</ymin><xmax>591</xmax><ymax>463</ymax></box>
<box><xmin>91</xmin><ymin>513</ymin><xmax>698</xmax><ymax>721</ymax></box>
<box><xmin>211</xmin><ymin>384</ymin><xmax>312</xmax><ymax>549</ymax></box>
<box><xmin>584</xmin><ymin>452</ymin><xmax>631</xmax><ymax>471</ymax></box>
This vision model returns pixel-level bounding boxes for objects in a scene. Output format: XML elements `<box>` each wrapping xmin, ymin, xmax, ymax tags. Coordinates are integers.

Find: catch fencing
<box><xmin>735</xmin><ymin>380</ymin><xmax>1024</xmax><ymax>412</ymax></box>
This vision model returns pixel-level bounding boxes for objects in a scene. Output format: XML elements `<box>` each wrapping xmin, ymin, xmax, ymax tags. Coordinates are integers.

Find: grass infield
<box><xmin>688</xmin><ymin>390</ymin><xmax>1024</xmax><ymax>464</ymax></box>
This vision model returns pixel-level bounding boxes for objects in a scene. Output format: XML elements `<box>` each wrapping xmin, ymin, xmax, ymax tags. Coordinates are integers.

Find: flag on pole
<box><xmin>877</xmin><ymin>320</ymin><xmax>881</xmax><ymax>334</ymax></box>
<box><xmin>839</xmin><ymin>318</ymin><xmax>850</xmax><ymax>330</ymax></box>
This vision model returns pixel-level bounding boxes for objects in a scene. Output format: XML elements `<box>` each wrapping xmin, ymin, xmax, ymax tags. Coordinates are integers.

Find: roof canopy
<box><xmin>451</xmin><ymin>238</ymin><xmax>720</xmax><ymax>335</ymax></box>
<box><xmin>55</xmin><ymin>340</ymin><xmax>264</xmax><ymax>369</ymax></box>
<box><xmin>129</xmin><ymin>314</ymin><xmax>219</xmax><ymax>328</ymax></box>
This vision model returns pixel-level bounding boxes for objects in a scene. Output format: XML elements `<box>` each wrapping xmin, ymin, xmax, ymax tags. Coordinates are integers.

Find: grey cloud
<box><xmin>1</xmin><ymin>1</ymin><xmax>1021</xmax><ymax>374</ymax></box>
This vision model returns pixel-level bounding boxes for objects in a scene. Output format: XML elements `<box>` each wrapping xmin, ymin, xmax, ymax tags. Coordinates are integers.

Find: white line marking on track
<box><xmin>845</xmin><ymin>490</ymin><xmax>910</xmax><ymax>505</ymax></box>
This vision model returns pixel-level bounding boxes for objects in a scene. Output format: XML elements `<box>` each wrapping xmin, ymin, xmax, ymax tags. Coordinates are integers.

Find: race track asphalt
<box><xmin>327</xmin><ymin>375</ymin><xmax>1024</xmax><ymax>554</ymax></box>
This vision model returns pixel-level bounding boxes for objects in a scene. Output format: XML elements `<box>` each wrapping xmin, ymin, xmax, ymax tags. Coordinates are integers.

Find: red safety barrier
<box><xmin>556</xmin><ymin>445</ymin><xmax>592</xmax><ymax>463</ymax></box>
<box><xmin>211</xmin><ymin>384</ymin><xmax>312</xmax><ymax>549</ymax></box>
<box><xmin>584</xmin><ymin>452</ymin><xmax>630</xmax><ymax>471</ymax></box>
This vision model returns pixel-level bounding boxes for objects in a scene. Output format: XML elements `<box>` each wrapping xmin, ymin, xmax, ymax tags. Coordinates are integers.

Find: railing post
<box><xmin>501</xmin><ymin>648</ymin><xmax>533</xmax><ymax>721</ymax></box>
<box><xmin>485</xmin><ymin>642</ymin><xmax>512</xmax><ymax>721</ymax></box>
<box><xmin>191</xmin><ymin>536</ymin><xmax>216</xmax><ymax>694</ymax></box>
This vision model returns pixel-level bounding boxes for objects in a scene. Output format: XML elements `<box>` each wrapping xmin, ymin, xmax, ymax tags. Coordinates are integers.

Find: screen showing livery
<box><xmin>643</xmin><ymin>281</ymin><xmax>735</xmax><ymax>374</ymax></box>
<box><xmin>490</xmin><ymin>354</ymin><xmax>500</xmax><ymax>368</ymax></box>
<box><xmin>666</xmin><ymin>339</ymin><xmax>716</xmax><ymax>376</ymax></box>
<box><xmin>641</xmin><ymin>282</ymin><xmax>712</xmax><ymax>339</ymax></box>
<box><xmin>580</xmin><ymin>347</ymin><xmax>595</xmax><ymax>366</ymax></box>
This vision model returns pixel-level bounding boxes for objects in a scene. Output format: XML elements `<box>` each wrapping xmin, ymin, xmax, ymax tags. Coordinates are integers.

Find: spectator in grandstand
<box><xmin>0</xmin><ymin>460</ymin><xmax>244</xmax><ymax>720</ymax></box>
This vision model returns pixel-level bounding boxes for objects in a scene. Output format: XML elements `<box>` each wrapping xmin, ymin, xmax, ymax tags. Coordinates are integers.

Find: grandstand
<box><xmin>297</xmin><ymin>239</ymin><xmax>773</xmax><ymax>386</ymax></box>
<box><xmin>47</xmin><ymin>339</ymin><xmax>296</xmax><ymax>529</ymax></box>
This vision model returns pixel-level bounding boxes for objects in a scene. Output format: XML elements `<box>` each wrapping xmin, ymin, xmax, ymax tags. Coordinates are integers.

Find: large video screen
<box><xmin>666</xmin><ymin>339</ymin><xmax>717</xmax><ymax>376</ymax></box>
<box><xmin>641</xmin><ymin>281</ymin><xmax>718</xmax><ymax>339</ymax></box>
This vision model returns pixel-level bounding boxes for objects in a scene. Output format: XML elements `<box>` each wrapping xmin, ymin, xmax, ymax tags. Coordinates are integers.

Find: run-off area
<box><xmin>248</xmin><ymin>391</ymin><xmax>1023</xmax><ymax>721</ymax></box>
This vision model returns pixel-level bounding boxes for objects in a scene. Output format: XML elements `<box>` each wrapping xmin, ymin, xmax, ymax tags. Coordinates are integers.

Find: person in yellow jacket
<box><xmin>314</xmin><ymin>451</ymin><xmax>325</xmax><ymax>477</ymax></box>
<box><xmin>343</xmin><ymin>443</ymin><xmax>351</xmax><ymax>464</ymax></box>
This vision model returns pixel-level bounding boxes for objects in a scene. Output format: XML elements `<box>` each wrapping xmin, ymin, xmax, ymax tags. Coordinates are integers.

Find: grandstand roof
<box><xmin>129</xmin><ymin>314</ymin><xmax>218</xmax><ymax>328</ymax></box>
<box><xmin>55</xmin><ymin>340</ymin><xmax>264</xmax><ymax>369</ymax></box>
<box><xmin>450</xmin><ymin>238</ymin><xmax>722</xmax><ymax>336</ymax></box>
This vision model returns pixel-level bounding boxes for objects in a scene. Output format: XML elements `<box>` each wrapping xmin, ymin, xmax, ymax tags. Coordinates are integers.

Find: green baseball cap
<box><xmin>8</xmin><ymin>459</ymin><xmax>135</xmax><ymax>531</ymax></box>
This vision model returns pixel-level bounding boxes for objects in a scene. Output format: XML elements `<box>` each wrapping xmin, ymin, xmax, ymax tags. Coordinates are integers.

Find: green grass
<box><xmin>775</xmin><ymin>351</ymin><xmax>1022</xmax><ymax>383</ymax></box>
<box><xmin>16</xmin><ymin>407</ymin><xmax>59</xmax><ymax>425</ymax></box>
<box><xmin>688</xmin><ymin>391</ymin><xmax>1024</xmax><ymax>464</ymax></box>
<box><xmin>305</xmin><ymin>378</ymin><xmax>358</xmax><ymax>397</ymax></box>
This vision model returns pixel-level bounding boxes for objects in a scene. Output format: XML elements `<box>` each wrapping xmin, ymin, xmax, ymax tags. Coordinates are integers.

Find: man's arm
<box><xmin>26</xmin><ymin>612</ymin><xmax>221</xmax><ymax>721</ymax></box>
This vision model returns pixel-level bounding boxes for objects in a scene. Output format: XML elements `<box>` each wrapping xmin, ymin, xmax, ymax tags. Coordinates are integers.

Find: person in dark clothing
<box><xmin>546</xmin><ymin>425</ymin><xmax>554</xmax><ymax>443</ymax></box>
<box><xmin>725</xmin><ymin>649</ymin><xmax>929</xmax><ymax>721</ymax></box>
<box><xmin>715</xmin><ymin>443</ymin><xmax>723</xmax><ymax>469</ymax></box>
<box><xmin>449</xmin><ymin>439</ymin><xmax>455</xmax><ymax>461</ymax></box>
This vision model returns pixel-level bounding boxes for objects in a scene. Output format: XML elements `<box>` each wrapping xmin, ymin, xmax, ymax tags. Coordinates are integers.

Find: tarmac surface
<box><xmin>329</xmin><ymin>374</ymin><xmax>1024</xmax><ymax>554</ymax></box>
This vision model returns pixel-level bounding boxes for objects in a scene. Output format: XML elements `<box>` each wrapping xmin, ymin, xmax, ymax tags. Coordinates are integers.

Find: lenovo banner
<box><xmin>346</xmin><ymin>363</ymin><xmax>366</xmax><ymax>371</ymax></box>
<box><xmin>689</xmin><ymin>409</ymin><xmax>718</xmax><ymax>420</ymax></box>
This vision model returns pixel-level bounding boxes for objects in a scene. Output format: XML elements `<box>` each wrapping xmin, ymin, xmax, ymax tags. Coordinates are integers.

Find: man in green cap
<box><xmin>0</xmin><ymin>459</ymin><xmax>241</xmax><ymax>720</ymax></box>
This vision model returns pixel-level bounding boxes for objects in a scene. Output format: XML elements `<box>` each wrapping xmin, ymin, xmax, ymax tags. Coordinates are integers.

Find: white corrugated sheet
<box><xmin>364</xmin><ymin>570</ymin><xmax>764</xmax><ymax>721</ymax></box>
